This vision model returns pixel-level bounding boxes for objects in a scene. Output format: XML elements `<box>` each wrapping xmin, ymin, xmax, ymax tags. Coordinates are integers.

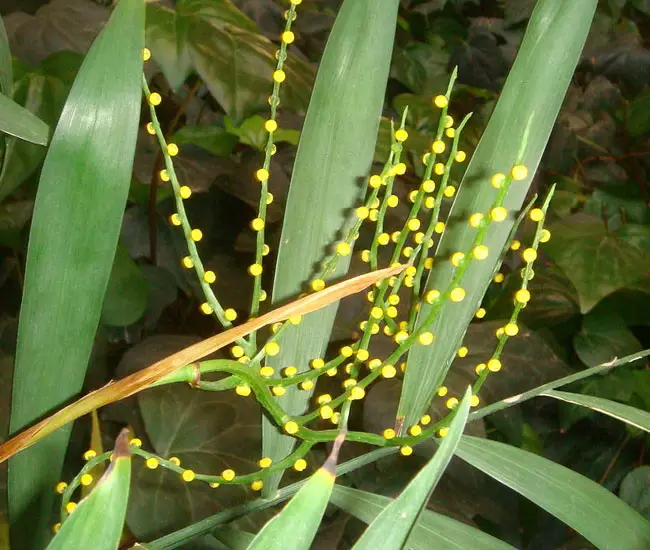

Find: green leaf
<box><xmin>544</xmin><ymin>389</ymin><xmax>650</xmax><ymax>433</ymax></box>
<box><xmin>247</xmin><ymin>434</ymin><xmax>345</xmax><ymax>550</ymax></box>
<box><xmin>398</xmin><ymin>0</ymin><xmax>599</xmax><ymax>429</ymax></box>
<box><xmin>116</xmin><ymin>336</ymin><xmax>263</xmax><ymax>541</ymax></box>
<box><xmin>455</xmin><ymin>436</ymin><xmax>650</xmax><ymax>550</ymax></box>
<box><xmin>213</xmin><ymin>526</ymin><xmax>256</xmax><ymax>549</ymax></box>
<box><xmin>147</xmin><ymin>0</ymin><xmax>315</xmax><ymax>122</ymax></box>
<box><xmin>171</xmin><ymin>124</ymin><xmax>238</xmax><ymax>156</ymax></box>
<box><xmin>145</xmin><ymin>4</ymin><xmax>192</xmax><ymax>90</ymax></box>
<box><xmin>619</xmin><ymin>467</ymin><xmax>650</xmax><ymax>520</ymax></box>
<box><xmin>101</xmin><ymin>243</ymin><xmax>148</xmax><ymax>327</ymax></box>
<box><xmin>330</xmin><ymin>486</ymin><xmax>516</xmax><ymax>550</ymax></box>
<box><xmin>224</xmin><ymin>115</ymin><xmax>300</xmax><ymax>151</ymax></box>
<box><xmin>264</xmin><ymin>0</ymin><xmax>400</xmax><ymax>496</ymax></box>
<box><xmin>46</xmin><ymin>431</ymin><xmax>132</xmax><ymax>550</ymax></box>
<box><xmin>544</xmin><ymin>214</ymin><xmax>650</xmax><ymax>313</ymax></box>
<box><xmin>0</xmin><ymin>51</ymin><xmax>83</xmax><ymax>202</ymax></box>
<box><xmin>0</xmin><ymin>92</ymin><xmax>49</xmax><ymax>146</ymax></box>
<box><xmin>574</xmin><ymin>307</ymin><xmax>643</xmax><ymax>367</ymax></box>
<box><xmin>8</xmin><ymin>0</ymin><xmax>144</xmax><ymax>547</ymax></box>
<box><xmin>351</xmin><ymin>388</ymin><xmax>472</xmax><ymax>549</ymax></box>
<box><xmin>470</xmin><ymin>350</ymin><xmax>650</xmax><ymax>422</ymax></box>
<box><xmin>0</xmin><ymin>15</ymin><xmax>12</xmax><ymax>96</ymax></box>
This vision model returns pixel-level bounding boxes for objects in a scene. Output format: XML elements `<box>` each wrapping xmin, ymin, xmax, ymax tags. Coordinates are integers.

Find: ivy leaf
<box><xmin>224</xmin><ymin>115</ymin><xmax>300</xmax><ymax>151</ymax></box>
<box><xmin>117</xmin><ymin>336</ymin><xmax>264</xmax><ymax>541</ymax></box>
<box><xmin>619</xmin><ymin>467</ymin><xmax>650</xmax><ymax>520</ymax></box>
<box><xmin>500</xmin><ymin>0</ymin><xmax>536</xmax><ymax>25</ymax></box>
<box><xmin>573</xmin><ymin>307</ymin><xmax>643</xmax><ymax>368</ymax></box>
<box><xmin>146</xmin><ymin>0</ymin><xmax>315</xmax><ymax>122</ymax></box>
<box><xmin>544</xmin><ymin>213</ymin><xmax>650</xmax><ymax>313</ymax></box>
<box><xmin>101</xmin><ymin>243</ymin><xmax>148</xmax><ymax>328</ymax></box>
<box><xmin>390</xmin><ymin>41</ymin><xmax>449</xmax><ymax>95</ymax></box>
<box><xmin>172</xmin><ymin>125</ymin><xmax>239</xmax><ymax>157</ymax></box>
<box><xmin>627</xmin><ymin>89</ymin><xmax>650</xmax><ymax>136</ymax></box>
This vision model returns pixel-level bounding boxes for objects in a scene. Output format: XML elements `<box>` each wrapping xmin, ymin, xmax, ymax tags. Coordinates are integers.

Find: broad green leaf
<box><xmin>620</xmin><ymin>467</ymin><xmax>650</xmax><ymax>520</ymax></box>
<box><xmin>330</xmin><ymin>486</ymin><xmax>515</xmax><ymax>550</ymax></box>
<box><xmin>147</xmin><ymin>0</ymin><xmax>315</xmax><ymax>122</ymax></box>
<box><xmin>115</xmin><ymin>335</ymin><xmax>263</xmax><ymax>541</ymax></box>
<box><xmin>247</xmin><ymin>434</ymin><xmax>345</xmax><ymax>550</ymax></box>
<box><xmin>544</xmin><ymin>214</ymin><xmax>650</xmax><ymax>313</ymax></box>
<box><xmin>224</xmin><ymin>115</ymin><xmax>300</xmax><ymax>151</ymax></box>
<box><xmin>574</xmin><ymin>308</ymin><xmax>643</xmax><ymax>367</ymax></box>
<box><xmin>171</xmin><ymin>124</ymin><xmax>238</xmax><ymax>157</ymax></box>
<box><xmin>101</xmin><ymin>243</ymin><xmax>148</xmax><ymax>327</ymax></box>
<box><xmin>145</xmin><ymin>4</ymin><xmax>192</xmax><ymax>90</ymax></box>
<box><xmin>398</xmin><ymin>0</ymin><xmax>599</xmax><ymax>429</ymax></box>
<box><xmin>46</xmin><ymin>431</ymin><xmax>132</xmax><ymax>550</ymax></box>
<box><xmin>456</xmin><ymin>436</ymin><xmax>650</xmax><ymax>550</ymax></box>
<box><xmin>543</xmin><ymin>389</ymin><xmax>650</xmax><ymax>433</ymax></box>
<box><xmin>8</xmin><ymin>0</ymin><xmax>144</xmax><ymax>547</ymax></box>
<box><xmin>264</xmin><ymin>0</ymin><xmax>400</xmax><ymax>496</ymax></box>
<box><xmin>0</xmin><ymin>93</ymin><xmax>49</xmax><ymax>145</ymax></box>
<box><xmin>352</xmin><ymin>388</ymin><xmax>472</xmax><ymax>549</ymax></box>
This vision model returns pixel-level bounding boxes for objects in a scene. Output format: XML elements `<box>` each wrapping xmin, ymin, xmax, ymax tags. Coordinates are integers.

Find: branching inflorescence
<box><xmin>55</xmin><ymin>0</ymin><xmax>555</xmax><ymax>528</ymax></box>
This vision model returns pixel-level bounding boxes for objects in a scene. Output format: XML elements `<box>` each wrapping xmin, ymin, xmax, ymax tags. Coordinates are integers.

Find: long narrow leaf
<box><xmin>352</xmin><ymin>387</ymin><xmax>472</xmax><ymax>549</ymax></box>
<box><xmin>264</xmin><ymin>0</ymin><xmax>400</xmax><ymax>494</ymax></box>
<box><xmin>469</xmin><ymin>350</ymin><xmax>650</xmax><ymax>422</ymax></box>
<box><xmin>247</xmin><ymin>432</ymin><xmax>345</xmax><ymax>550</ymax></box>
<box><xmin>8</xmin><ymin>0</ymin><xmax>144</xmax><ymax>547</ymax></box>
<box><xmin>0</xmin><ymin>15</ymin><xmax>11</xmax><ymax>95</ymax></box>
<box><xmin>543</xmin><ymin>390</ymin><xmax>650</xmax><ymax>433</ymax></box>
<box><xmin>456</xmin><ymin>436</ymin><xmax>650</xmax><ymax>550</ymax></box>
<box><xmin>46</xmin><ymin>431</ymin><xmax>131</xmax><ymax>550</ymax></box>
<box><xmin>397</xmin><ymin>0</ymin><xmax>599</xmax><ymax>429</ymax></box>
<box><xmin>330</xmin><ymin>486</ymin><xmax>515</xmax><ymax>550</ymax></box>
<box><xmin>0</xmin><ymin>93</ymin><xmax>49</xmax><ymax>145</ymax></box>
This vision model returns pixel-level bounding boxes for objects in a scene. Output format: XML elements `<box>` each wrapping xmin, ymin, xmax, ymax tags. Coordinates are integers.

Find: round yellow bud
<box><xmin>293</xmin><ymin>459</ymin><xmax>307</xmax><ymax>472</ymax></box>
<box><xmin>284</xmin><ymin>421</ymin><xmax>299</xmax><ymax>435</ymax></box>
<box><xmin>433</xmin><ymin>95</ymin><xmax>448</xmax><ymax>108</ymax></box>
<box><xmin>522</xmin><ymin>248</ymin><xmax>537</xmax><ymax>263</ymax></box>
<box><xmin>530</xmin><ymin>208</ymin><xmax>544</xmax><ymax>222</ymax></box>
<box><xmin>487</xmin><ymin>359</ymin><xmax>502</xmax><ymax>372</ymax></box>
<box><xmin>490</xmin><ymin>207</ymin><xmax>508</xmax><ymax>222</ymax></box>
<box><xmin>273</xmin><ymin>70</ymin><xmax>286</xmax><ymax>83</ymax></box>
<box><xmin>148</xmin><ymin>92</ymin><xmax>162</xmax><ymax>106</ymax></box>
<box><xmin>491</xmin><ymin>173</ymin><xmax>506</xmax><ymax>189</ymax></box>
<box><xmin>511</xmin><ymin>164</ymin><xmax>528</xmax><ymax>181</ymax></box>
<box><xmin>394</xmin><ymin>128</ymin><xmax>409</xmax><ymax>142</ymax></box>
<box><xmin>222</xmin><ymin>469</ymin><xmax>236</xmax><ymax>481</ymax></box>
<box><xmin>450</xmin><ymin>287</ymin><xmax>466</xmax><ymax>302</ymax></box>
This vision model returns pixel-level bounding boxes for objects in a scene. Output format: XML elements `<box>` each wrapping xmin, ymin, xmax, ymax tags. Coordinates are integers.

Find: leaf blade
<box><xmin>246</xmin><ymin>433</ymin><xmax>345</xmax><ymax>550</ymax></box>
<box><xmin>264</xmin><ymin>0</ymin><xmax>400</xmax><ymax>496</ymax></box>
<box><xmin>397</xmin><ymin>0</ymin><xmax>599</xmax><ymax>428</ymax></box>
<box><xmin>46</xmin><ymin>431</ymin><xmax>131</xmax><ymax>550</ymax></box>
<box><xmin>351</xmin><ymin>387</ymin><xmax>472</xmax><ymax>549</ymax></box>
<box><xmin>0</xmin><ymin>93</ymin><xmax>49</xmax><ymax>145</ymax></box>
<box><xmin>456</xmin><ymin>436</ymin><xmax>650</xmax><ymax>550</ymax></box>
<box><xmin>543</xmin><ymin>389</ymin><xmax>650</xmax><ymax>433</ymax></box>
<box><xmin>330</xmin><ymin>486</ymin><xmax>516</xmax><ymax>550</ymax></box>
<box><xmin>8</xmin><ymin>0</ymin><xmax>144</xmax><ymax>546</ymax></box>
